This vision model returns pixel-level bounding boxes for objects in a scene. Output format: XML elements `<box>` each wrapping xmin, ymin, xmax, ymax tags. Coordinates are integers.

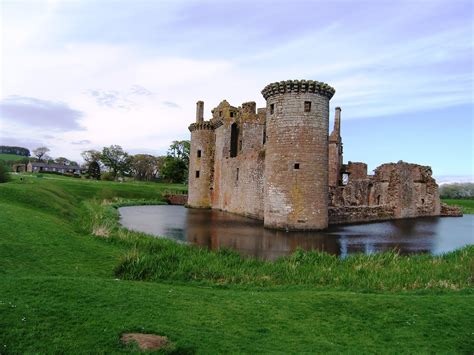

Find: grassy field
<box><xmin>0</xmin><ymin>175</ymin><xmax>473</xmax><ymax>353</ymax></box>
<box><xmin>442</xmin><ymin>198</ymin><xmax>474</xmax><ymax>214</ymax></box>
<box><xmin>0</xmin><ymin>153</ymin><xmax>27</xmax><ymax>163</ymax></box>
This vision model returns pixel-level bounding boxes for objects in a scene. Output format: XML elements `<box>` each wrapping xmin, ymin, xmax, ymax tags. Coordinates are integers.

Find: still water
<box><xmin>119</xmin><ymin>205</ymin><xmax>473</xmax><ymax>260</ymax></box>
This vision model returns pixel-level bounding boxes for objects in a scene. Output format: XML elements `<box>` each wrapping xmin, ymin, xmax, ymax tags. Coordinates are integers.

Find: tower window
<box><xmin>270</xmin><ymin>104</ymin><xmax>274</xmax><ymax>114</ymax></box>
<box><xmin>230</xmin><ymin>111</ymin><xmax>235</xmax><ymax>118</ymax></box>
<box><xmin>294</xmin><ymin>163</ymin><xmax>300</xmax><ymax>170</ymax></box>
<box><xmin>304</xmin><ymin>101</ymin><xmax>311</xmax><ymax>112</ymax></box>
<box><xmin>197</xmin><ymin>150</ymin><xmax>202</xmax><ymax>158</ymax></box>
<box><xmin>236</xmin><ymin>168</ymin><xmax>239</xmax><ymax>181</ymax></box>
<box><xmin>219</xmin><ymin>110</ymin><xmax>223</xmax><ymax>117</ymax></box>
<box><xmin>195</xmin><ymin>170</ymin><xmax>200</xmax><ymax>178</ymax></box>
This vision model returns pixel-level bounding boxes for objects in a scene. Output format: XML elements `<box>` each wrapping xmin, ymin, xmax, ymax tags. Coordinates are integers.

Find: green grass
<box><xmin>0</xmin><ymin>153</ymin><xmax>27</xmax><ymax>162</ymax></box>
<box><xmin>442</xmin><ymin>198</ymin><xmax>474</xmax><ymax>214</ymax></box>
<box><xmin>0</xmin><ymin>175</ymin><xmax>472</xmax><ymax>353</ymax></box>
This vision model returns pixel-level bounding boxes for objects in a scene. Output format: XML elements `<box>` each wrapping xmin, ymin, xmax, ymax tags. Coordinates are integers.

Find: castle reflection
<box><xmin>119</xmin><ymin>205</ymin><xmax>472</xmax><ymax>260</ymax></box>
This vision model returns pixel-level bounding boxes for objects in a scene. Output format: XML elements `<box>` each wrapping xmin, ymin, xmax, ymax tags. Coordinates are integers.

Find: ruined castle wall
<box><xmin>328</xmin><ymin>107</ymin><xmax>342</xmax><ymax>187</ymax></box>
<box><xmin>263</xmin><ymin>90</ymin><xmax>330</xmax><ymax>230</ymax></box>
<box><xmin>211</xmin><ymin>117</ymin><xmax>265</xmax><ymax>219</ymax></box>
<box><xmin>346</xmin><ymin>162</ymin><xmax>368</xmax><ymax>180</ymax></box>
<box><xmin>214</xmin><ymin>149</ymin><xmax>265</xmax><ymax>219</ymax></box>
<box><xmin>210</xmin><ymin>124</ymin><xmax>227</xmax><ymax>210</ymax></box>
<box><xmin>328</xmin><ymin>143</ymin><xmax>341</xmax><ymax>187</ymax></box>
<box><xmin>375</xmin><ymin>162</ymin><xmax>441</xmax><ymax>218</ymax></box>
<box><xmin>329</xmin><ymin>206</ymin><xmax>395</xmax><ymax>225</ymax></box>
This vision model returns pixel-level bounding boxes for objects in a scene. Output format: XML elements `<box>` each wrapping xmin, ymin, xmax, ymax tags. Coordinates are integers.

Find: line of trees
<box><xmin>439</xmin><ymin>183</ymin><xmax>474</xmax><ymax>199</ymax></box>
<box><xmin>81</xmin><ymin>140</ymin><xmax>190</xmax><ymax>183</ymax></box>
<box><xmin>0</xmin><ymin>146</ymin><xmax>30</xmax><ymax>156</ymax></box>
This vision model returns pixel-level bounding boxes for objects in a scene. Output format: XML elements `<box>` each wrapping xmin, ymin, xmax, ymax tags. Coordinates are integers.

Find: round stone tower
<box><xmin>261</xmin><ymin>80</ymin><xmax>335</xmax><ymax>230</ymax></box>
<box><xmin>187</xmin><ymin>101</ymin><xmax>215</xmax><ymax>208</ymax></box>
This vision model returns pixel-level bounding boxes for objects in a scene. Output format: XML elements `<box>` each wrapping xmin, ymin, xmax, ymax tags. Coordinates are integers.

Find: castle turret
<box><xmin>329</xmin><ymin>107</ymin><xmax>343</xmax><ymax>187</ymax></box>
<box><xmin>261</xmin><ymin>80</ymin><xmax>335</xmax><ymax>230</ymax></box>
<box><xmin>187</xmin><ymin>101</ymin><xmax>215</xmax><ymax>208</ymax></box>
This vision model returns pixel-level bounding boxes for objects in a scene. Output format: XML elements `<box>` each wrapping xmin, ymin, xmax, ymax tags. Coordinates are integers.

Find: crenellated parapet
<box><xmin>261</xmin><ymin>79</ymin><xmax>336</xmax><ymax>100</ymax></box>
<box><xmin>188</xmin><ymin>121</ymin><xmax>214</xmax><ymax>132</ymax></box>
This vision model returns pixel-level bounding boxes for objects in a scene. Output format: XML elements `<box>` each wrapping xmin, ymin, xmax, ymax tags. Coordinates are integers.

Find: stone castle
<box><xmin>187</xmin><ymin>79</ymin><xmax>444</xmax><ymax>231</ymax></box>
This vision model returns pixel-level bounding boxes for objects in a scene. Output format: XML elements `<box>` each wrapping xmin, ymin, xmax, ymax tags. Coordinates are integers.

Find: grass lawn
<box><xmin>0</xmin><ymin>153</ymin><xmax>27</xmax><ymax>163</ymax></box>
<box><xmin>0</xmin><ymin>174</ymin><xmax>472</xmax><ymax>353</ymax></box>
<box><xmin>442</xmin><ymin>198</ymin><xmax>474</xmax><ymax>214</ymax></box>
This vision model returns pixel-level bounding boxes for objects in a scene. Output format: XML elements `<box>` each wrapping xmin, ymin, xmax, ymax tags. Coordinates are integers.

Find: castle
<box><xmin>187</xmin><ymin>79</ymin><xmax>443</xmax><ymax>231</ymax></box>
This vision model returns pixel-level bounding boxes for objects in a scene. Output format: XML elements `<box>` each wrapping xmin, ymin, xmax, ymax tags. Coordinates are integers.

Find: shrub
<box><xmin>101</xmin><ymin>172</ymin><xmax>115</xmax><ymax>181</ymax></box>
<box><xmin>0</xmin><ymin>163</ymin><xmax>11</xmax><ymax>183</ymax></box>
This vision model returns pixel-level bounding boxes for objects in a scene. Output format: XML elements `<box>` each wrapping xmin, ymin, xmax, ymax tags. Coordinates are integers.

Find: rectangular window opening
<box><xmin>230</xmin><ymin>111</ymin><xmax>235</xmax><ymax>118</ymax></box>
<box><xmin>236</xmin><ymin>168</ymin><xmax>239</xmax><ymax>181</ymax></box>
<box><xmin>197</xmin><ymin>150</ymin><xmax>201</xmax><ymax>158</ymax></box>
<box><xmin>270</xmin><ymin>104</ymin><xmax>274</xmax><ymax>114</ymax></box>
<box><xmin>304</xmin><ymin>101</ymin><xmax>311</xmax><ymax>112</ymax></box>
<box><xmin>294</xmin><ymin>163</ymin><xmax>300</xmax><ymax>170</ymax></box>
<box><xmin>195</xmin><ymin>170</ymin><xmax>200</xmax><ymax>178</ymax></box>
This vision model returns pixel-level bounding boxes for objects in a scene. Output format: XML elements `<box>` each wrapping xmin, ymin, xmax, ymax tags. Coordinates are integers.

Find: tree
<box><xmin>54</xmin><ymin>157</ymin><xmax>71</xmax><ymax>166</ymax></box>
<box><xmin>158</xmin><ymin>140</ymin><xmax>191</xmax><ymax>183</ymax></box>
<box><xmin>33</xmin><ymin>147</ymin><xmax>50</xmax><ymax>162</ymax></box>
<box><xmin>0</xmin><ymin>146</ymin><xmax>30</xmax><ymax>156</ymax></box>
<box><xmin>100</xmin><ymin>145</ymin><xmax>131</xmax><ymax>179</ymax></box>
<box><xmin>160</xmin><ymin>155</ymin><xmax>187</xmax><ymax>183</ymax></box>
<box><xmin>131</xmin><ymin>154</ymin><xmax>160</xmax><ymax>181</ymax></box>
<box><xmin>168</xmin><ymin>140</ymin><xmax>190</xmax><ymax>164</ymax></box>
<box><xmin>81</xmin><ymin>149</ymin><xmax>102</xmax><ymax>164</ymax></box>
<box><xmin>87</xmin><ymin>160</ymin><xmax>101</xmax><ymax>180</ymax></box>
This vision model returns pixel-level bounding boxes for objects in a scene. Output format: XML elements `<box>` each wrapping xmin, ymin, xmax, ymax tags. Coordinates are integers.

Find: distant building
<box><xmin>27</xmin><ymin>162</ymin><xmax>81</xmax><ymax>175</ymax></box>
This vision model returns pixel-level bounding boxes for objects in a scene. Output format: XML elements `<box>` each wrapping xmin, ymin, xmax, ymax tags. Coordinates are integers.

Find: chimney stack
<box><xmin>196</xmin><ymin>101</ymin><xmax>204</xmax><ymax>123</ymax></box>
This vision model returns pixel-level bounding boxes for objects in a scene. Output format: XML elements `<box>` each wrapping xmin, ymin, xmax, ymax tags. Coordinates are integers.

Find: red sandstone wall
<box><xmin>187</xmin><ymin>125</ymin><xmax>215</xmax><ymax>208</ymax></box>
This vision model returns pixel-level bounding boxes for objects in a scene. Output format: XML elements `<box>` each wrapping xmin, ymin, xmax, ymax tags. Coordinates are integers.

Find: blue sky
<box><xmin>0</xmin><ymin>0</ymin><xmax>472</xmax><ymax>181</ymax></box>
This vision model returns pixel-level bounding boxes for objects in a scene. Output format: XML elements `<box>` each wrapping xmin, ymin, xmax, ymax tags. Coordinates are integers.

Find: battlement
<box><xmin>261</xmin><ymin>79</ymin><xmax>335</xmax><ymax>100</ymax></box>
<box><xmin>188</xmin><ymin>121</ymin><xmax>214</xmax><ymax>132</ymax></box>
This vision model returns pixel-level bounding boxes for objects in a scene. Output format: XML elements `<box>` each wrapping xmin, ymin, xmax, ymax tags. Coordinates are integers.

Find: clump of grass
<box><xmin>113</xmin><ymin>242</ymin><xmax>473</xmax><ymax>291</ymax></box>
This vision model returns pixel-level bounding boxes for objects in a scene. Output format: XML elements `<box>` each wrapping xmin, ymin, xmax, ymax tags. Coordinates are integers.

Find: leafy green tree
<box><xmin>158</xmin><ymin>140</ymin><xmax>191</xmax><ymax>183</ymax></box>
<box><xmin>131</xmin><ymin>154</ymin><xmax>161</xmax><ymax>181</ymax></box>
<box><xmin>87</xmin><ymin>160</ymin><xmax>101</xmax><ymax>180</ymax></box>
<box><xmin>160</xmin><ymin>155</ymin><xmax>187</xmax><ymax>183</ymax></box>
<box><xmin>168</xmin><ymin>140</ymin><xmax>190</xmax><ymax>164</ymax></box>
<box><xmin>81</xmin><ymin>149</ymin><xmax>102</xmax><ymax>164</ymax></box>
<box><xmin>100</xmin><ymin>145</ymin><xmax>131</xmax><ymax>179</ymax></box>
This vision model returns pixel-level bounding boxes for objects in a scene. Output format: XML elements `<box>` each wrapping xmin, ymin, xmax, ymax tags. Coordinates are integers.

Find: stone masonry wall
<box><xmin>187</xmin><ymin>125</ymin><xmax>215</xmax><ymax>208</ymax></box>
<box><xmin>329</xmin><ymin>205</ymin><xmax>395</xmax><ymax>225</ymax></box>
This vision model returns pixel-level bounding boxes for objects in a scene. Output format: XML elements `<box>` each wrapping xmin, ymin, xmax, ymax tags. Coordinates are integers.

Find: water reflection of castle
<box><xmin>185</xmin><ymin>209</ymin><xmax>340</xmax><ymax>260</ymax></box>
<box><xmin>184</xmin><ymin>209</ymin><xmax>435</xmax><ymax>260</ymax></box>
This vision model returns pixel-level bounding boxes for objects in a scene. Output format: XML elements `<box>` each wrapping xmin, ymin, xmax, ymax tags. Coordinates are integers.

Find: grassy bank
<box><xmin>442</xmin><ymin>198</ymin><xmax>474</xmax><ymax>214</ymax></box>
<box><xmin>0</xmin><ymin>175</ymin><xmax>473</xmax><ymax>353</ymax></box>
<box><xmin>0</xmin><ymin>153</ymin><xmax>25</xmax><ymax>162</ymax></box>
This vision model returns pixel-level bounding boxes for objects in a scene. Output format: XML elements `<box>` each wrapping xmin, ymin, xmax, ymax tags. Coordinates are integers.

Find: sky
<box><xmin>0</xmin><ymin>0</ymin><xmax>472</xmax><ymax>182</ymax></box>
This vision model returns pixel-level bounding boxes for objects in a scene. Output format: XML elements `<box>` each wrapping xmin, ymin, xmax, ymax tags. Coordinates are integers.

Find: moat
<box><xmin>119</xmin><ymin>205</ymin><xmax>473</xmax><ymax>260</ymax></box>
